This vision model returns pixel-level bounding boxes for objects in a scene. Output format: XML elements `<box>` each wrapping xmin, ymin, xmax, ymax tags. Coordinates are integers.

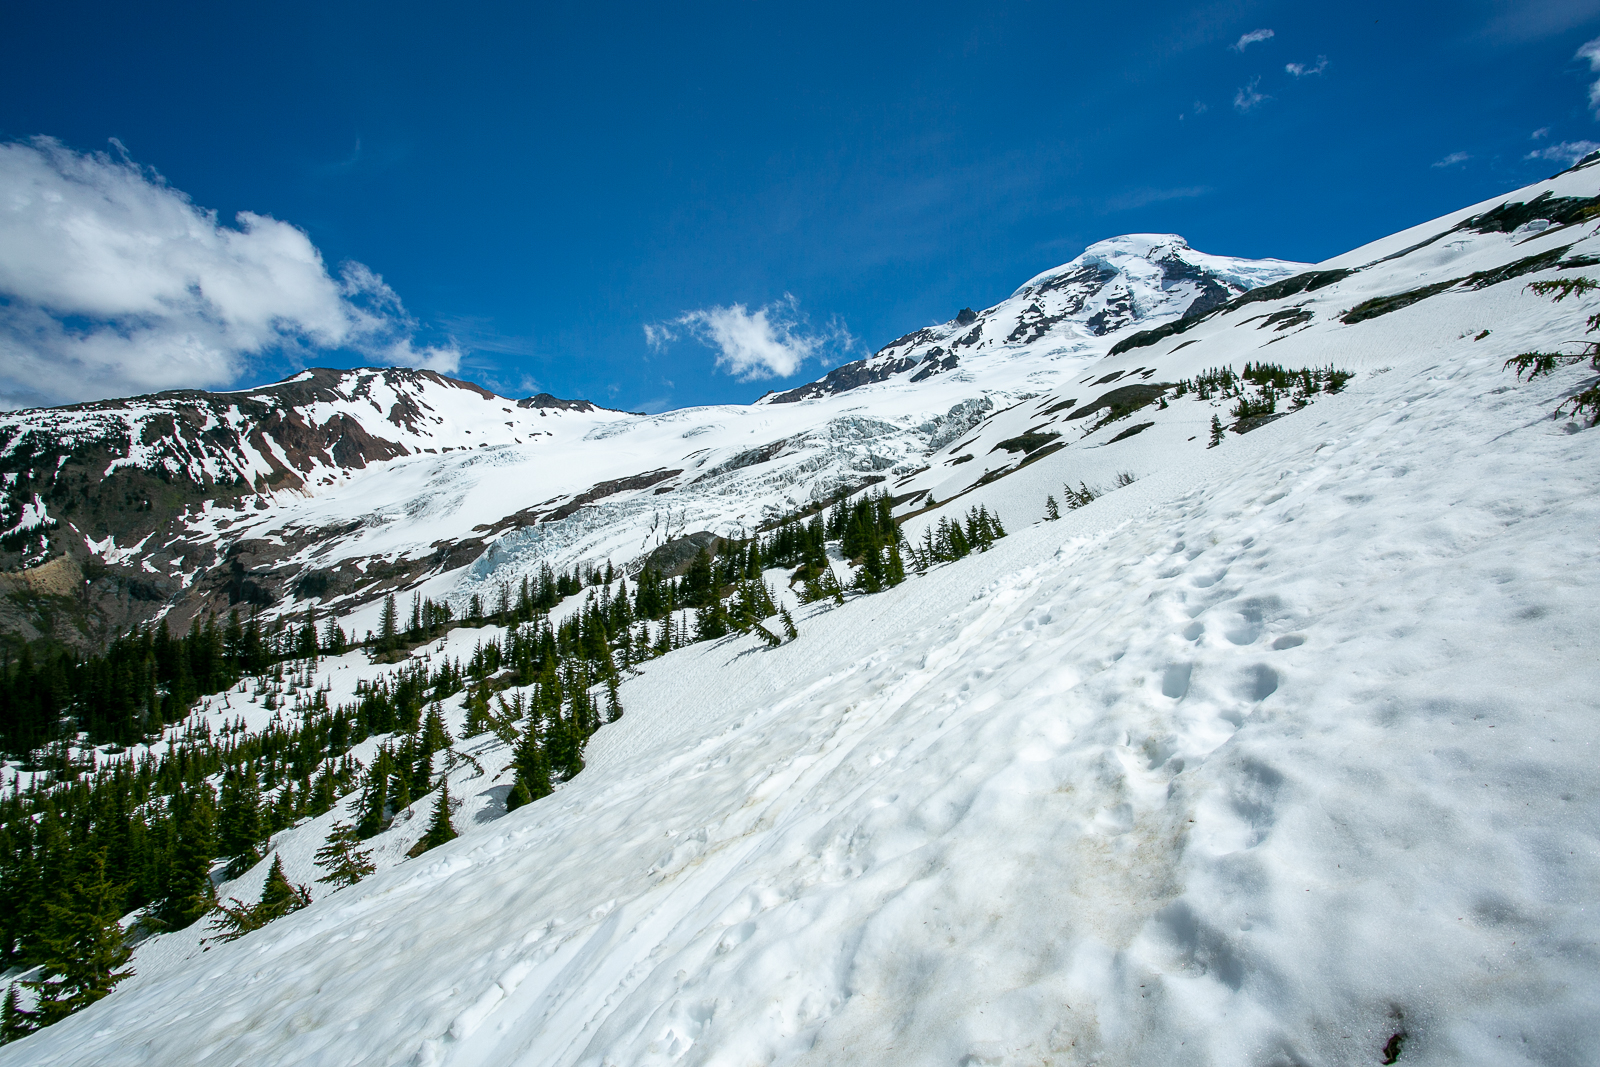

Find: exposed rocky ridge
<box><xmin>0</xmin><ymin>368</ymin><xmax>610</xmax><ymax>650</ymax></box>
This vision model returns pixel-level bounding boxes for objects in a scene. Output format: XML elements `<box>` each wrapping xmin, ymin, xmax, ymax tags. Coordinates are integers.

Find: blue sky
<box><xmin>3</xmin><ymin>1</ymin><xmax>1600</xmax><ymax>411</ymax></box>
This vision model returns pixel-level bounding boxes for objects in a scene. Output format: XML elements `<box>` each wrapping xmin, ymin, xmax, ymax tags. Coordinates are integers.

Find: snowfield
<box><xmin>7</xmin><ymin>167</ymin><xmax>1600</xmax><ymax>1065</ymax></box>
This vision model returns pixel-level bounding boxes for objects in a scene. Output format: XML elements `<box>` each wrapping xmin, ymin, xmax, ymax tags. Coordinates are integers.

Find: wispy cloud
<box><xmin>1104</xmin><ymin>186</ymin><xmax>1212</xmax><ymax>212</ymax></box>
<box><xmin>645</xmin><ymin>295</ymin><xmax>856</xmax><ymax>381</ymax></box>
<box><xmin>1234</xmin><ymin>77</ymin><xmax>1269</xmax><ymax>112</ymax></box>
<box><xmin>1432</xmin><ymin>152</ymin><xmax>1471</xmax><ymax>168</ymax></box>
<box><xmin>1525</xmin><ymin>140</ymin><xmax>1600</xmax><ymax>165</ymax></box>
<box><xmin>1579</xmin><ymin>36</ymin><xmax>1600</xmax><ymax>115</ymax></box>
<box><xmin>0</xmin><ymin>137</ymin><xmax>459</xmax><ymax>409</ymax></box>
<box><xmin>435</xmin><ymin>314</ymin><xmax>542</xmax><ymax>358</ymax></box>
<box><xmin>1532</xmin><ymin>127</ymin><xmax>1551</xmax><ymax>140</ymax></box>
<box><xmin>1481</xmin><ymin>0</ymin><xmax>1600</xmax><ymax>43</ymax></box>
<box><xmin>1286</xmin><ymin>56</ymin><xmax>1328</xmax><ymax>76</ymax></box>
<box><xmin>642</xmin><ymin>322</ymin><xmax>676</xmax><ymax>352</ymax></box>
<box><xmin>1232</xmin><ymin>28</ymin><xmax>1274</xmax><ymax>51</ymax></box>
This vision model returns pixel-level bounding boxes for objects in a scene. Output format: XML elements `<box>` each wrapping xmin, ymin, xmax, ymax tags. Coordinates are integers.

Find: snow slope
<box><xmin>7</xmin><ymin>163</ymin><xmax>1600</xmax><ymax>1065</ymax></box>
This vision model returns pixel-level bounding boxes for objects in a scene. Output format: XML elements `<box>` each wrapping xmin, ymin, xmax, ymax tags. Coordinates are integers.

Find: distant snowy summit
<box><xmin>760</xmin><ymin>234</ymin><xmax>1306</xmax><ymax>404</ymax></box>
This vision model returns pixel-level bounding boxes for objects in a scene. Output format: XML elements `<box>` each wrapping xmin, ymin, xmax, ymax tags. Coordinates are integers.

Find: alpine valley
<box><xmin>1</xmin><ymin>156</ymin><xmax>1598</xmax><ymax>1067</ymax></box>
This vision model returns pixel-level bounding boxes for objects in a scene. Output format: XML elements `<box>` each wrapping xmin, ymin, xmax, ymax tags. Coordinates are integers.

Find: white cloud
<box><xmin>1580</xmin><ymin>36</ymin><xmax>1600</xmax><ymax>115</ymax></box>
<box><xmin>1286</xmin><ymin>56</ymin><xmax>1328</xmax><ymax>76</ymax></box>
<box><xmin>1433</xmin><ymin>152</ymin><xmax>1472</xmax><ymax>168</ymax></box>
<box><xmin>1232</xmin><ymin>29</ymin><xmax>1274</xmax><ymax>51</ymax></box>
<box><xmin>1532</xmin><ymin>127</ymin><xmax>1551</xmax><ymax>140</ymax></box>
<box><xmin>1234</xmin><ymin>77</ymin><xmax>1269</xmax><ymax>112</ymax></box>
<box><xmin>0</xmin><ymin>137</ymin><xmax>459</xmax><ymax>409</ymax></box>
<box><xmin>642</xmin><ymin>322</ymin><xmax>676</xmax><ymax>352</ymax></box>
<box><xmin>650</xmin><ymin>295</ymin><xmax>852</xmax><ymax>382</ymax></box>
<box><xmin>1525</xmin><ymin>139</ymin><xmax>1600</xmax><ymax>165</ymax></box>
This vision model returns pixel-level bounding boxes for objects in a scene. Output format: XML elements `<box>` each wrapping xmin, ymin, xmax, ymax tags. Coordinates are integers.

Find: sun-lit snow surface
<box><xmin>10</xmin><ymin>166</ymin><xmax>1600</xmax><ymax>1065</ymax></box>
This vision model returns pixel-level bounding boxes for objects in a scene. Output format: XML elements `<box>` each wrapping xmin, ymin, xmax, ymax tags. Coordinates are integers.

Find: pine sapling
<box><xmin>314</xmin><ymin>822</ymin><xmax>376</xmax><ymax>888</ymax></box>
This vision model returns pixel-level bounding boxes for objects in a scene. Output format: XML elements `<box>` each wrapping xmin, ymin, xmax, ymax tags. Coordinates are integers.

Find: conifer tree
<box><xmin>255</xmin><ymin>855</ymin><xmax>307</xmax><ymax>919</ymax></box>
<box><xmin>463</xmin><ymin>687</ymin><xmax>491</xmax><ymax>737</ymax></box>
<box><xmin>155</xmin><ymin>789</ymin><xmax>216</xmax><ymax>931</ymax></box>
<box><xmin>322</xmin><ymin>617</ymin><xmax>347</xmax><ymax>655</ymax></box>
<box><xmin>695</xmin><ymin>597</ymin><xmax>729</xmax><ymax>641</ymax></box>
<box><xmin>1045</xmin><ymin>495</ymin><xmax>1061</xmax><ymax>521</ymax></box>
<box><xmin>1208</xmin><ymin>414</ymin><xmax>1225</xmax><ymax>447</ymax></box>
<box><xmin>207</xmin><ymin>855</ymin><xmax>310</xmax><ymax>943</ymax></box>
<box><xmin>683</xmin><ymin>546</ymin><xmax>716</xmax><ymax>608</ymax></box>
<box><xmin>411</xmin><ymin>749</ymin><xmax>434</xmax><ymax>798</ymax></box>
<box><xmin>545</xmin><ymin>710</ymin><xmax>585</xmax><ymax>782</ymax></box>
<box><xmin>23</xmin><ymin>852</ymin><xmax>132</xmax><ymax>1026</ymax></box>
<box><xmin>603</xmin><ymin>674</ymin><xmax>623</xmax><ymax>723</ymax></box>
<box><xmin>416</xmin><ymin>782</ymin><xmax>457</xmax><ymax>855</ymax></box>
<box><xmin>314</xmin><ymin>823</ymin><xmax>376</xmax><ymax>889</ymax></box>
<box><xmin>309</xmin><ymin>765</ymin><xmax>338</xmax><ymax>816</ymax></box>
<box><xmin>885</xmin><ymin>542</ymin><xmax>907</xmax><ymax>586</ymax></box>
<box><xmin>780</xmin><ymin>606</ymin><xmax>799</xmax><ymax>641</ymax></box>
<box><xmin>355</xmin><ymin>758</ymin><xmax>389</xmax><ymax>839</ymax></box>
<box><xmin>216</xmin><ymin>767</ymin><xmax>263</xmax><ymax>879</ymax></box>
<box><xmin>377</xmin><ymin>594</ymin><xmax>400</xmax><ymax>652</ymax></box>
<box><xmin>0</xmin><ymin>984</ymin><xmax>31</xmax><ymax>1044</ymax></box>
<box><xmin>391</xmin><ymin>767</ymin><xmax>412</xmax><ymax>814</ymax></box>
<box><xmin>505</xmin><ymin>726</ymin><xmax>556</xmax><ymax>819</ymax></box>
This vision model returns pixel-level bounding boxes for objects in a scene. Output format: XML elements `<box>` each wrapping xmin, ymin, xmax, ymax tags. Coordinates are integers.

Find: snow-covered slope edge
<box><xmin>8</xmin><ymin>173</ymin><xmax>1600</xmax><ymax>1063</ymax></box>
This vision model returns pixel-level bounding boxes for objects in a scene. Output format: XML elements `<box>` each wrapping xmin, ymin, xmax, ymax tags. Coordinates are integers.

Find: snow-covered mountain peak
<box><xmin>762</xmin><ymin>235</ymin><xmax>1306</xmax><ymax>406</ymax></box>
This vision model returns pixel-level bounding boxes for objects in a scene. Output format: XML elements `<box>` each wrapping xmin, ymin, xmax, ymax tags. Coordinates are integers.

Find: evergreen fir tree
<box><xmin>420</xmin><ymin>702</ymin><xmax>452</xmax><ymax>756</ymax></box>
<box><xmin>391</xmin><ymin>767</ymin><xmax>412</xmax><ymax>815</ymax></box>
<box><xmin>321</xmin><ymin>617</ymin><xmax>347</xmax><ymax>655</ymax></box>
<box><xmin>415</xmin><ymin>782</ymin><xmax>457</xmax><ymax>855</ymax></box>
<box><xmin>546</xmin><ymin>710</ymin><xmax>585</xmax><ymax>782</ymax></box>
<box><xmin>216</xmin><ymin>767</ymin><xmax>263</xmax><ymax>879</ymax></box>
<box><xmin>377</xmin><ymin>594</ymin><xmax>400</xmax><ymax>652</ymax></box>
<box><xmin>207</xmin><ymin>855</ymin><xmax>310</xmax><ymax>943</ymax></box>
<box><xmin>23</xmin><ymin>852</ymin><xmax>133</xmax><ymax>1026</ymax></box>
<box><xmin>1045</xmin><ymin>495</ymin><xmax>1061</xmax><ymax>521</ymax></box>
<box><xmin>1208</xmin><ymin>414</ymin><xmax>1225</xmax><ymax>447</ymax></box>
<box><xmin>258</xmin><ymin>856</ymin><xmax>309</xmax><ymax>919</ymax></box>
<box><xmin>355</xmin><ymin>759</ymin><xmax>389</xmax><ymax>839</ymax></box>
<box><xmin>780</xmin><ymin>606</ymin><xmax>799</xmax><ymax>641</ymax></box>
<box><xmin>0</xmin><ymin>984</ymin><xmax>32</xmax><ymax>1044</ymax></box>
<box><xmin>603</xmin><ymin>674</ymin><xmax>623</xmax><ymax>723</ymax></box>
<box><xmin>694</xmin><ymin>598</ymin><xmax>729</xmax><ymax>641</ymax></box>
<box><xmin>463</xmin><ymin>687</ymin><xmax>491</xmax><ymax>737</ymax></box>
<box><xmin>886</xmin><ymin>542</ymin><xmax>907</xmax><ymax>586</ymax></box>
<box><xmin>683</xmin><ymin>547</ymin><xmax>716</xmax><ymax>608</ymax></box>
<box><xmin>506</xmin><ymin>724</ymin><xmax>551</xmax><ymax>806</ymax></box>
<box><xmin>411</xmin><ymin>749</ymin><xmax>434</xmax><ymax>799</ymax></box>
<box><xmin>155</xmin><ymin>789</ymin><xmax>216</xmax><ymax>931</ymax></box>
<box><xmin>313</xmin><ymin>823</ymin><xmax>376</xmax><ymax>889</ymax></box>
